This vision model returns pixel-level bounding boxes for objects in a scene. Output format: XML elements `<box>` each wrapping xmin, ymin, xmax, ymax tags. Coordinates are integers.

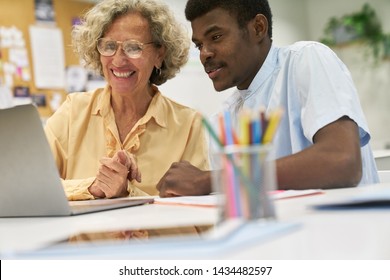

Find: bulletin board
<box><xmin>0</xmin><ymin>0</ymin><xmax>94</xmax><ymax>117</ymax></box>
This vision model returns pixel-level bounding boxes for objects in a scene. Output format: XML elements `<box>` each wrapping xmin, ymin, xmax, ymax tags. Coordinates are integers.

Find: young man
<box><xmin>157</xmin><ymin>0</ymin><xmax>379</xmax><ymax>197</ymax></box>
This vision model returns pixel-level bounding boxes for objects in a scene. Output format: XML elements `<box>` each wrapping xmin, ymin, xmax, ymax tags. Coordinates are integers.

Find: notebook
<box><xmin>0</xmin><ymin>104</ymin><xmax>153</xmax><ymax>217</ymax></box>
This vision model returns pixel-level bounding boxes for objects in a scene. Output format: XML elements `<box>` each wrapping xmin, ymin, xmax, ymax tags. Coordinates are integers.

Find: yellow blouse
<box><xmin>44</xmin><ymin>85</ymin><xmax>209</xmax><ymax>200</ymax></box>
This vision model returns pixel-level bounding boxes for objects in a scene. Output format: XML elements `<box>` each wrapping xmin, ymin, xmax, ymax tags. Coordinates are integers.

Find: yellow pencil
<box><xmin>239</xmin><ymin>109</ymin><xmax>251</xmax><ymax>145</ymax></box>
<box><xmin>262</xmin><ymin>108</ymin><xmax>283</xmax><ymax>144</ymax></box>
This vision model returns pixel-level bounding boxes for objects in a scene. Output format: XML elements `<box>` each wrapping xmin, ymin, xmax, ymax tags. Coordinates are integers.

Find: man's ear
<box><xmin>253</xmin><ymin>14</ymin><xmax>268</xmax><ymax>41</ymax></box>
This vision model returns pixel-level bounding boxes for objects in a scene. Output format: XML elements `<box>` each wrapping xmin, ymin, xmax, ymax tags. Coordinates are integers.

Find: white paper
<box><xmin>154</xmin><ymin>194</ymin><xmax>221</xmax><ymax>207</ymax></box>
<box><xmin>0</xmin><ymin>85</ymin><xmax>14</xmax><ymax>109</ymax></box>
<box><xmin>9</xmin><ymin>48</ymin><xmax>29</xmax><ymax>67</ymax></box>
<box><xmin>29</xmin><ymin>26</ymin><xmax>65</xmax><ymax>89</ymax></box>
<box><xmin>153</xmin><ymin>190</ymin><xmax>324</xmax><ymax>208</ymax></box>
<box><xmin>65</xmin><ymin>65</ymin><xmax>87</xmax><ymax>92</ymax></box>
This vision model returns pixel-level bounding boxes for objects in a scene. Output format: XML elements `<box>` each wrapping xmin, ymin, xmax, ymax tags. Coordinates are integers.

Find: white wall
<box><xmin>271</xmin><ymin>0</ymin><xmax>309</xmax><ymax>45</ymax></box>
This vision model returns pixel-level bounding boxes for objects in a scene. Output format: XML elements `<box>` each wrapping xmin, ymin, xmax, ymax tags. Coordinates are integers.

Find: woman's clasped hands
<box><xmin>89</xmin><ymin>150</ymin><xmax>141</xmax><ymax>198</ymax></box>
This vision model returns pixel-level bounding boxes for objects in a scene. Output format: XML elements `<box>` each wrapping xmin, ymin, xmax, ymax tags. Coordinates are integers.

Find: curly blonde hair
<box><xmin>72</xmin><ymin>0</ymin><xmax>190</xmax><ymax>85</ymax></box>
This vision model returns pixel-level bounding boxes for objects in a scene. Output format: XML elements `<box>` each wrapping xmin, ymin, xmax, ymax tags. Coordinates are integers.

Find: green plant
<box><xmin>320</xmin><ymin>3</ymin><xmax>388</xmax><ymax>61</ymax></box>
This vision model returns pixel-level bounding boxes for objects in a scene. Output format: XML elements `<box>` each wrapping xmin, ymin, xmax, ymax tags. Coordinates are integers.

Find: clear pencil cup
<box><xmin>211</xmin><ymin>144</ymin><xmax>276</xmax><ymax>223</ymax></box>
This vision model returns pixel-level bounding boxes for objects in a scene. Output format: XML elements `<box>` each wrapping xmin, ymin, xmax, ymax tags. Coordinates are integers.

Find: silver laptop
<box><xmin>0</xmin><ymin>104</ymin><xmax>153</xmax><ymax>217</ymax></box>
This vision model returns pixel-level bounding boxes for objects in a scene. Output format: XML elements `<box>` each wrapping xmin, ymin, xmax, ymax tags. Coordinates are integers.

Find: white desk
<box><xmin>1</xmin><ymin>184</ymin><xmax>390</xmax><ymax>259</ymax></box>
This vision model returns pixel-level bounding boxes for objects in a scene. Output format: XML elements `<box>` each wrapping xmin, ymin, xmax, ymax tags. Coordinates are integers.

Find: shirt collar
<box><xmin>92</xmin><ymin>84</ymin><xmax>110</xmax><ymax>117</ymax></box>
<box><xmin>139</xmin><ymin>85</ymin><xmax>167</xmax><ymax>128</ymax></box>
<box><xmin>92</xmin><ymin>84</ymin><xmax>167</xmax><ymax>128</ymax></box>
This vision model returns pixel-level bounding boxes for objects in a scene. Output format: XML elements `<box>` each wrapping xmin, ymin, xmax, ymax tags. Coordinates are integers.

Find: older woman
<box><xmin>44</xmin><ymin>0</ymin><xmax>209</xmax><ymax>200</ymax></box>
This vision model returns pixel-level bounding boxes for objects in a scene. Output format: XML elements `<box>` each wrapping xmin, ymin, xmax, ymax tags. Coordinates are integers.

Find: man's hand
<box><xmin>157</xmin><ymin>161</ymin><xmax>211</xmax><ymax>197</ymax></box>
<box><xmin>89</xmin><ymin>150</ymin><xmax>141</xmax><ymax>198</ymax></box>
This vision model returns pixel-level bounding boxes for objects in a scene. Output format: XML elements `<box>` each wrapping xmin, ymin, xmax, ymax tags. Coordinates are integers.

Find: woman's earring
<box><xmin>155</xmin><ymin>67</ymin><xmax>161</xmax><ymax>76</ymax></box>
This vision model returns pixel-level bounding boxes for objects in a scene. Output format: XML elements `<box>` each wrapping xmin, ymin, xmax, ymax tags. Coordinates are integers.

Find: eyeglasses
<box><xmin>97</xmin><ymin>38</ymin><xmax>155</xmax><ymax>59</ymax></box>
